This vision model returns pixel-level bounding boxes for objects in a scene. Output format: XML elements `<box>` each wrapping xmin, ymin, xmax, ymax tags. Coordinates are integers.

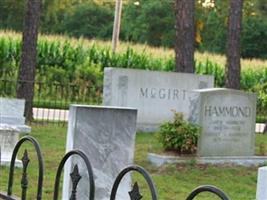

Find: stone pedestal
<box><xmin>0</xmin><ymin>125</ymin><xmax>22</xmax><ymax>167</ymax></box>
<box><xmin>62</xmin><ymin>105</ymin><xmax>137</xmax><ymax>200</ymax></box>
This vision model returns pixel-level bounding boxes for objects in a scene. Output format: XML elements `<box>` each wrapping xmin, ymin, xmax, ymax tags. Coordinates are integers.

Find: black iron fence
<box><xmin>0</xmin><ymin>78</ymin><xmax>102</xmax><ymax>125</ymax></box>
<box><xmin>0</xmin><ymin>77</ymin><xmax>266</xmax><ymax>127</ymax></box>
<box><xmin>0</xmin><ymin>135</ymin><xmax>230</xmax><ymax>200</ymax></box>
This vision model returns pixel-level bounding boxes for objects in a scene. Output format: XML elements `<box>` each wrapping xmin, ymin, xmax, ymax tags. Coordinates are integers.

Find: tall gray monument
<box><xmin>63</xmin><ymin>105</ymin><xmax>137</xmax><ymax>200</ymax></box>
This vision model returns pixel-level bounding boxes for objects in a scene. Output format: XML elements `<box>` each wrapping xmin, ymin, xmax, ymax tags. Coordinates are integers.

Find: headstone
<box><xmin>189</xmin><ymin>88</ymin><xmax>256</xmax><ymax>156</ymax></box>
<box><xmin>63</xmin><ymin>105</ymin><xmax>137</xmax><ymax>200</ymax></box>
<box><xmin>0</xmin><ymin>125</ymin><xmax>22</xmax><ymax>167</ymax></box>
<box><xmin>256</xmin><ymin>166</ymin><xmax>267</xmax><ymax>200</ymax></box>
<box><xmin>0</xmin><ymin>98</ymin><xmax>31</xmax><ymax>167</ymax></box>
<box><xmin>0</xmin><ymin>98</ymin><xmax>31</xmax><ymax>133</ymax></box>
<box><xmin>103</xmin><ymin>67</ymin><xmax>214</xmax><ymax>131</ymax></box>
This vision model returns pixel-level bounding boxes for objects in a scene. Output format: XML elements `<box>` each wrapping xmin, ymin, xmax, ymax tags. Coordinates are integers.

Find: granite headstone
<box><xmin>103</xmin><ymin>67</ymin><xmax>214</xmax><ymax>131</ymax></box>
<box><xmin>62</xmin><ymin>105</ymin><xmax>137</xmax><ymax>200</ymax></box>
<box><xmin>189</xmin><ymin>88</ymin><xmax>256</xmax><ymax>156</ymax></box>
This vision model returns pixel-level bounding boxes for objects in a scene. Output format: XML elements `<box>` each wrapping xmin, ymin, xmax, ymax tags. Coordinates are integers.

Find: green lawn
<box><xmin>0</xmin><ymin>125</ymin><xmax>266</xmax><ymax>199</ymax></box>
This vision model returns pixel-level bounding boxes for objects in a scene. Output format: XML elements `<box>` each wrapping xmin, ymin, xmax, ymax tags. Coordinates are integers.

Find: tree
<box><xmin>225</xmin><ymin>0</ymin><xmax>243</xmax><ymax>89</ymax></box>
<box><xmin>0</xmin><ymin>0</ymin><xmax>25</xmax><ymax>30</ymax></box>
<box><xmin>59</xmin><ymin>2</ymin><xmax>113</xmax><ymax>39</ymax></box>
<box><xmin>17</xmin><ymin>0</ymin><xmax>42</xmax><ymax>121</ymax></box>
<box><xmin>174</xmin><ymin>0</ymin><xmax>195</xmax><ymax>73</ymax></box>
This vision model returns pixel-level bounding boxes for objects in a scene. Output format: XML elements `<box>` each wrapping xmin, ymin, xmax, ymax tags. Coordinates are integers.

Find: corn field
<box><xmin>0</xmin><ymin>31</ymin><xmax>266</xmax><ymax>120</ymax></box>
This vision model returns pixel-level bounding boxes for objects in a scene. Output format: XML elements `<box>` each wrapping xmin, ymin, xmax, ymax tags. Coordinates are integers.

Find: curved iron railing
<box><xmin>53</xmin><ymin>150</ymin><xmax>95</xmax><ymax>200</ymax></box>
<box><xmin>7</xmin><ymin>135</ymin><xmax>44</xmax><ymax>200</ymax></box>
<box><xmin>186</xmin><ymin>185</ymin><xmax>230</xmax><ymax>200</ymax></box>
<box><xmin>0</xmin><ymin>136</ymin><xmax>230</xmax><ymax>200</ymax></box>
<box><xmin>110</xmin><ymin>165</ymin><xmax>158</xmax><ymax>200</ymax></box>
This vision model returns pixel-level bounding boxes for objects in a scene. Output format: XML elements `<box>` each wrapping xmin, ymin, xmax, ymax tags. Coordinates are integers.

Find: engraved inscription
<box><xmin>205</xmin><ymin>119</ymin><xmax>247</xmax><ymax>144</ymax></box>
<box><xmin>204</xmin><ymin>106</ymin><xmax>251</xmax><ymax>118</ymax></box>
<box><xmin>140</xmin><ymin>88</ymin><xmax>187</xmax><ymax>100</ymax></box>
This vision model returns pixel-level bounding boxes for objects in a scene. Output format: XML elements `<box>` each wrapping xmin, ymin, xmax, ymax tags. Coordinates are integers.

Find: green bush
<box><xmin>158</xmin><ymin>112</ymin><xmax>200</xmax><ymax>154</ymax></box>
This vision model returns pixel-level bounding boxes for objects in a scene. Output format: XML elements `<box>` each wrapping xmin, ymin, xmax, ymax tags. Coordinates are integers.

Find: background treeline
<box><xmin>0</xmin><ymin>0</ymin><xmax>267</xmax><ymax>59</ymax></box>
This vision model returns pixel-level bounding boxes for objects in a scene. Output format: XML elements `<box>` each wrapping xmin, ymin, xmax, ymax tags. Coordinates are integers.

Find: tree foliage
<box><xmin>0</xmin><ymin>0</ymin><xmax>267</xmax><ymax>59</ymax></box>
<box><xmin>122</xmin><ymin>0</ymin><xmax>175</xmax><ymax>47</ymax></box>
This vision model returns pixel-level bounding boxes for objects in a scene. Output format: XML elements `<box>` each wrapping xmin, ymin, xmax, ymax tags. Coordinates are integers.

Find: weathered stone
<box><xmin>189</xmin><ymin>88</ymin><xmax>256</xmax><ymax>156</ymax></box>
<box><xmin>103</xmin><ymin>67</ymin><xmax>214</xmax><ymax>131</ymax></box>
<box><xmin>0</xmin><ymin>125</ymin><xmax>22</xmax><ymax>167</ymax></box>
<box><xmin>0</xmin><ymin>98</ymin><xmax>25</xmax><ymax>118</ymax></box>
<box><xmin>63</xmin><ymin>105</ymin><xmax>137</xmax><ymax>200</ymax></box>
<box><xmin>148</xmin><ymin>153</ymin><xmax>267</xmax><ymax>167</ymax></box>
<box><xmin>0</xmin><ymin>97</ymin><xmax>31</xmax><ymax>133</ymax></box>
<box><xmin>0</xmin><ymin>98</ymin><xmax>31</xmax><ymax>167</ymax></box>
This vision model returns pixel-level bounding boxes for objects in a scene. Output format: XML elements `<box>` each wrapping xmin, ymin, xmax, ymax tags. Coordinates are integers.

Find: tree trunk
<box><xmin>17</xmin><ymin>0</ymin><xmax>41</xmax><ymax>121</ymax></box>
<box><xmin>225</xmin><ymin>0</ymin><xmax>243</xmax><ymax>89</ymax></box>
<box><xmin>174</xmin><ymin>0</ymin><xmax>195</xmax><ymax>73</ymax></box>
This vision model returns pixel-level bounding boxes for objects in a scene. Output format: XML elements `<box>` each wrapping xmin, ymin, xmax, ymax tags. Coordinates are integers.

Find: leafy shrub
<box><xmin>158</xmin><ymin>112</ymin><xmax>200</xmax><ymax>154</ymax></box>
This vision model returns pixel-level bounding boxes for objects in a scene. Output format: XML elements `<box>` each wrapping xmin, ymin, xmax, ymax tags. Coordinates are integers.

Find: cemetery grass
<box><xmin>0</xmin><ymin>126</ymin><xmax>266</xmax><ymax>199</ymax></box>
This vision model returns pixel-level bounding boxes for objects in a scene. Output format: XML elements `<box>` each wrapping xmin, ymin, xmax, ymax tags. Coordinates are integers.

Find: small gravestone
<box><xmin>0</xmin><ymin>97</ymin><xmax>31</xmax><ymax>133</ymax></box>
<box><xmin>63</xmin><ymin>105</ymin><xmax>137</xmax><ymax>200</ymax></box>
<box><xmin>189</xmin><ymin>88</ymin><xmax>256</xmax><ymax>156</ymax></box>
<box><xmin>103</xmin><ymin>67</ymin><xmax>214</xmax><ymax>131</ymax></box>
<box><xmin>0</xmin><ymin>125</ymin><xmax>21</xmax><ymax>167</ymax></box>
<box><xmin>0</xmin><ymin>98</ymin><xmax>31</xmax><ymax>167</ymax></box>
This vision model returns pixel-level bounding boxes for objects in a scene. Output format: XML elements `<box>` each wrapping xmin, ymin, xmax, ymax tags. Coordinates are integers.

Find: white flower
<box><xmin>202</xmin><ymin>0</ymin><xmax>215</xmax><ymax>8</ymax></box>
<box><xmin>134</xmin><ymin>1</ymin><xmax>140</xmax><ymax>6</ymax></box>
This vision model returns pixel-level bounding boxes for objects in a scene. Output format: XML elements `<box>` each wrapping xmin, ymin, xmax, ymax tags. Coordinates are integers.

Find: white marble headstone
<box><xmin>63</xmin><ymin>105</ymin><xmax>137</xmax><ymax>200</ymax></box>
<box><xmin>0</xmin><ymin>97</ymin><xmax>31</xmax><ymax>133</ymax></box>
<box><xmin>103</xmin><ymin>67</ymin><xmax>214</xmax><ymax>131</ymax></box>
<box><xmin>0</xmin><ymin>98</ymin><xmax>31</xmax><ymax>167</ymax></box>
<box><xmin>0</xmin><ymin>125</ymin><xmax>22</xmax><ymax>167</ymax></box>
<box><xmin>0</xmin><ymin>97</ymin><xmax>25</xmax><ymax>124</ymax></box>
<box><xmin>189</xmin><ymin>88</ymin><xmax>256</xmax><ymax>156</ymax></box>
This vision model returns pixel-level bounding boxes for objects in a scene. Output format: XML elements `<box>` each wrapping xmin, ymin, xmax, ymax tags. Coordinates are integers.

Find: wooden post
<box><xmin>112</xmin><ymin>0</ymin><xmax>123</xmax><ymax>53</ymax></box>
